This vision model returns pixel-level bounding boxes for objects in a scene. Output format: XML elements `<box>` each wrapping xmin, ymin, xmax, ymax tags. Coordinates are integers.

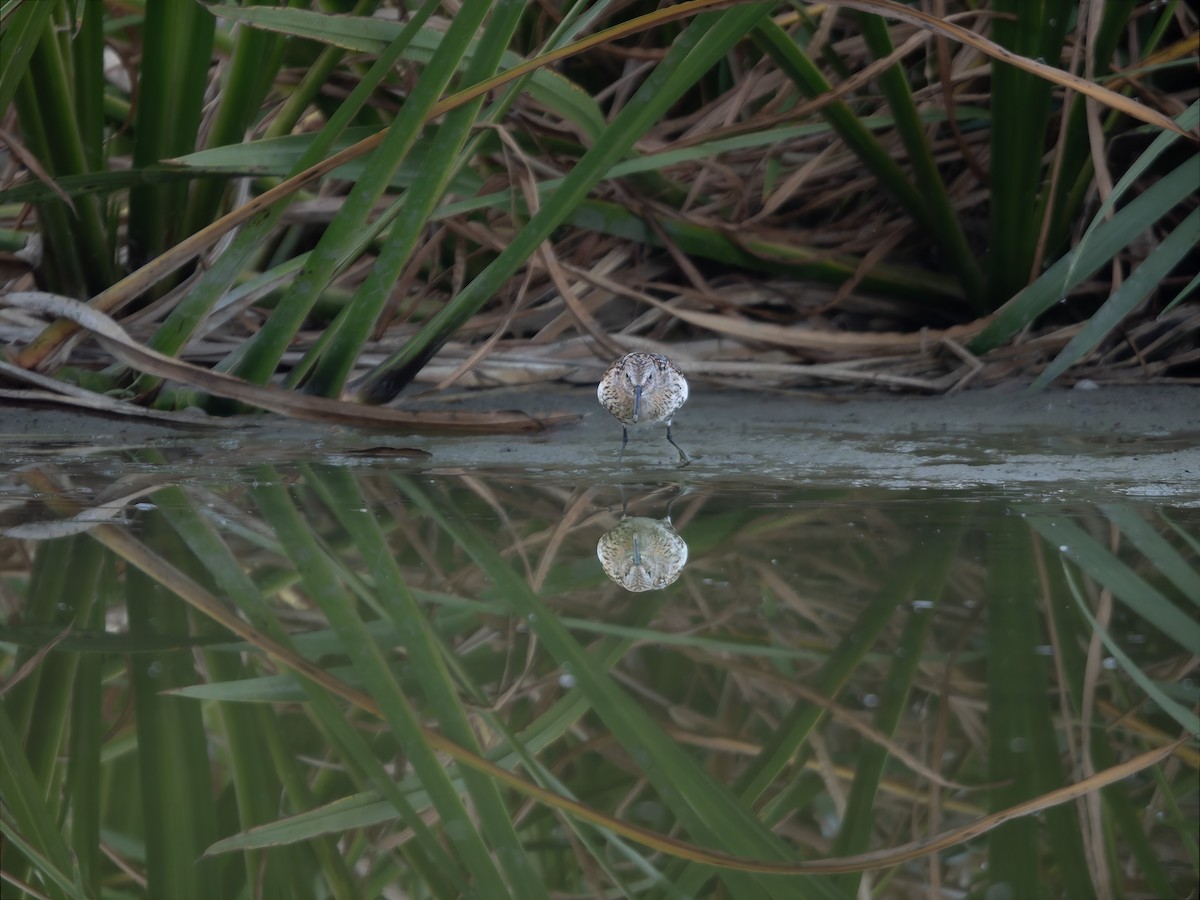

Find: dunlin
<box><xmin>596</xmin><ymin>516</ymin><xmax>688</xmax><ymax>592</ymax></box>
<box><xmin>597</xmin><ymin>351</ymin><xmax>692</xmax><ymax>464</ymax></box>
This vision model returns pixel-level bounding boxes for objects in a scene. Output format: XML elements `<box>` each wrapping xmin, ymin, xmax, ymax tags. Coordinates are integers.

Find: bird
<box><xmin>597</xmin><ymin>351</ymin><xmax>692</xmax><ymax>465</ymax></box>
<box><xmin>596</xmin><ymin>515</ymin><xmax>688</xmax><ymax>592</ymax></box>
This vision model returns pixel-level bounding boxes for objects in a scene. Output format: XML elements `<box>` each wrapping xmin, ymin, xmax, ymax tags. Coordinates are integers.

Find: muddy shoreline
<box><xmin>2</xmin><ymin>384</ymin><xmax>1197</xmax><ymax>500</ymax></box>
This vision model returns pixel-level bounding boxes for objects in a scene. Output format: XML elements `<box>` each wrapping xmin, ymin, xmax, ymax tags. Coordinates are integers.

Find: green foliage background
<box><xmin>1</xmin><ymin>0</ymin><xmax>1196</xmax><ymax>411</ymax></box>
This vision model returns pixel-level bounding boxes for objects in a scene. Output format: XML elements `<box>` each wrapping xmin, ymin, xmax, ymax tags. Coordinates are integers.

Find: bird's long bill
<box><xmin>632</xmin><ymin>384</ymin><xmax>642</xmax><ymax>424</ymax></box>
<box><xmin>632</xmin><ymin>532</ymin><xmax>641</xmax><ymax>566</ymax></box>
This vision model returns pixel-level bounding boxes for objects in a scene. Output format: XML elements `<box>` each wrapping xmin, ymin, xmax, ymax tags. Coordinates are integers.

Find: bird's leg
<box><xmin>666</xmin><ymin>425</ymin><xmax>693</xmax><ymax>466</ymax></box>
<box><xmin>618</xmin><ymin>425</ymin><xmax>629</xmax><ymax>463</ymax></box>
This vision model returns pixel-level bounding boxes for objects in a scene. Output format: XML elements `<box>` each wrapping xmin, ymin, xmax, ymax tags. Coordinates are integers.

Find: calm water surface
<box><xmin>1</xmin><ymin>445</ymin><xmax>1196</xmax><ymax>899</ymax></box>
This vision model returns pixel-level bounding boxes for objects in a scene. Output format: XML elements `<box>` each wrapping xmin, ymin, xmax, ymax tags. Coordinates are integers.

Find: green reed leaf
<box><xmin>1064</xmin><ymin>567</ymin><xmax>1200</xmax><ymax>735</ymax></box>
<box><xmin>1031</xmin><ymin>207</ymin><xmax>1199</xmax><ymax>389</ymax></box>
<box><xmin>1027</xmin><ymin>515</ymin><xmax>1200</xmax><ymax>655</ymax></box>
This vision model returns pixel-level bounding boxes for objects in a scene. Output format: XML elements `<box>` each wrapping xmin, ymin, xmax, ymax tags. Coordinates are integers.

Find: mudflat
<box><xmin>1</xmin><ymin>384</ymin><xmax>1197</xmax><ymax>499</ymax></box>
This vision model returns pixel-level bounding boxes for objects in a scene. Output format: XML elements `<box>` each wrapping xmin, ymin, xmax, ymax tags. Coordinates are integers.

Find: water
<box><xmin>1</xmin><ymin>435</ymin><xmax>1197</xmax><ymax>899</ymax></box>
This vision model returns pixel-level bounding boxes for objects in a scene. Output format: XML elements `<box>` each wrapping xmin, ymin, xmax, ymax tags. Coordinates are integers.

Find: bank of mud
<box><xmin>2</xmin><ymin>384</ymin><xmax>1197</xmax><ymax>500</ymax></box>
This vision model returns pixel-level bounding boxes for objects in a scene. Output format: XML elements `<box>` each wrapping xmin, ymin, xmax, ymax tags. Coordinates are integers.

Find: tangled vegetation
<box><xmin>2</xmin><ymin>5</ymin><xmax>1198</xmax><ymax>899</ymax></box>
<box><xmin>1</xmin><ymin>0</ymin><xmax>1196</xmax><ymax>429</ymax></box>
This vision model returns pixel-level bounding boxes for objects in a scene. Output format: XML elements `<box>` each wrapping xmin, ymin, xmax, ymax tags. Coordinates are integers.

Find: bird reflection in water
<box><xmin>596</xmin><ymin>515</ymin><xmax>688</xmax><ymax>592</ymax></box>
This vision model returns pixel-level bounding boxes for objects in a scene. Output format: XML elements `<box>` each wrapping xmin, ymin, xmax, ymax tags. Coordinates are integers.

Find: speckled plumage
<box><xmin>596</xmin><ymin>516</ymin><xmax>688</xmax><ymax>592</ymax></box>
<box><xmin>597</xmin><ymin>351</ymin><xmax>692</xmax><ymax>464</ymax></box>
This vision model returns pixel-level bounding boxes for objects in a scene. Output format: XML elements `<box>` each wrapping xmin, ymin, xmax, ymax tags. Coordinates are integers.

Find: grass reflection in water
<box><xmin>1</xmin><ymin>463</ymin><xmax>1196</xmax><ymax>900</ymax></box>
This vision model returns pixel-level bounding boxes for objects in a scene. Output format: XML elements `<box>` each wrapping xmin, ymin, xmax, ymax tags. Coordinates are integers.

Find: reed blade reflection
<box><xmin>1</xmin><ymin>457</ymin><xmax>1196</xmax><ymax>900</ymax></box>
